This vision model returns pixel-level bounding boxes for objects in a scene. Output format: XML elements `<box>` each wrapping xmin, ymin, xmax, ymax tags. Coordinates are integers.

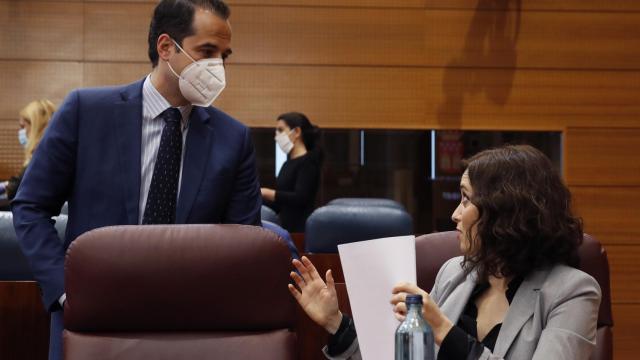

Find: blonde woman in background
<box><xmin>1</xmin><ymin>100</ymin><xmax>56</xmax><ymax>200</ymax></box>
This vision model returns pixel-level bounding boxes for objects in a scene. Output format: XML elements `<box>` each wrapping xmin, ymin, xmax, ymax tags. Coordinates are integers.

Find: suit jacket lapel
<box><xmin>492</xmin><ymin>270</ymin><xmax>546</xmax><ymax>357</ymax></box>
<box><xmin>440</xmin><ymin>272</ymin><xmax>477</xmax><ymax>326</ymax></box>
<box><xmin>114</xmin><ymin>80</ymin><xmax>144</xmax><ymax>225</ymax></box>
<box><xmin>176</xmin><ymin>107</ymin><xmax>213</xmax><ymax>223</ymax></box>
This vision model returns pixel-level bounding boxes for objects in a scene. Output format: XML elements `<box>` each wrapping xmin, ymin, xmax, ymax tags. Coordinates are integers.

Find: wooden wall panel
<box><xmin>612</xmin><ymin>304</ymin><xmax>640</xmax><ymax>360</ymax></box>
<box><xmin>210</xmin><ymin>65</ymin><xmax>640</xmax><ymax>130</ymax></box>
<box><xmin>84</xmin><ymin>2</ymin><xmax>154</xmax><ymax>62</ymax></box>
<box><xmin>232</xmin><ymin>7</ymin><xmax>640</xmax><ymax>69</ymax></box>
<box><xmin>566</xmin><ymin>128</ymin><xmax>640</xmax><ymax>186</ymax></box>
<box><xmin>0</xmin><ymin>1</ymin><xmax>83</xmax><ymax>61</ymax></box>
<box><xmin>87</xmin><ymin>0</ymin><xmax>427</xmax><ymax>7</ymax></box>
<box><xmin>84</xmin><ymin>0</ymin><xmax>640</xmax><ymax>12</ymax></box>
<box><xmin>572</xmin><ymin>186</ymin><xmax>640</xmax><ymax>246</ymax></box>
<box><xmin>0</xmin><ymin>61</ymin><xmax>83</xmax><ymax>119</ymax></box>
<box><xmin>231</xmin><ymin>6</ymin><xmax>426</xmax><ymax>66</ymax></box>
<box><xmin>217</xmin><ymin>65</ymin><xmax>429</xmax><ymax>129</ymax></box>
<box><xmin>0</xmin><ymin>282</ymin><xmax>50</xmax><ymax>360</ymax></box>
<box><xmin>425</xmin><ymin>68</ymin><xmax>639</xmax><ymax>130</ymax></box>
<box><xmin>426</xmin><ymin>0</ymin><xmax>640</xmax><ymax>12</ymax></box>
<box><xmin>79</xmin><ymin>3</ymin><xmax>640</xmax><ymax>70</ymax></box>
<box><xmin>83</xmin><ymin>62</ymin><xmax>151</xmax><ymax>87</ymax></box>
<box><xmin>0</xmin><ymin>120</ymin><xmax>25</xmax><ymax>180</ymax></box>
<box><xmin>607</xmin><ymin>245</ymin><xmax>640</xmax><ymax>304</ymax></box>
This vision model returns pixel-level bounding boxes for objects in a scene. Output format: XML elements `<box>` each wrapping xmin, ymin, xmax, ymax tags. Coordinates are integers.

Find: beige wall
<box><xmin>1</xmin><ymin>0</ymin><xmax>639</xmax><ymax>357</ymax></box>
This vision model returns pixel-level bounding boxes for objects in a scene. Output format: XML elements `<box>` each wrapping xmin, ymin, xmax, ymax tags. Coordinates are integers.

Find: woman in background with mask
<box><xmin>0</xmin><ymin>100</ymin><xmax>56</xmax><ymax>201</ymax></box>
<box><xmin>261</xmin><ymin>112</ymin><xmax>322</xmax><ymax>233</ymax></box>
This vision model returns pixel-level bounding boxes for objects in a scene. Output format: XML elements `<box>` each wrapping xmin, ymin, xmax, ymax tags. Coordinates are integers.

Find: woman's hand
<box><xmin>260</xmin><ymin>187</ymin><xmax>275</xmax><ymax>202</ymax></box>
<box><xmin>391</xmin><ymin>282</ymin><xmax>454</xmax><ymax>345</ymax></box>
<box><xmin>288</xmin><ymin>256</ymin><xmax>343</xmax><ymax>334</ymax></box>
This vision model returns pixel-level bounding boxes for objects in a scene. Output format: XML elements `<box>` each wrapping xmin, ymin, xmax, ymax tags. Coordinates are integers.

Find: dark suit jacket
<box><xmin>11</xmin><ymin>79</ymin><xmax>261</xmax><ymax>359</ymax></box>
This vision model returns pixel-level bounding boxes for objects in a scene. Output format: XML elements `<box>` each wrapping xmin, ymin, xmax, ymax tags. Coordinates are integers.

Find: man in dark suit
<box><xmin>11</xmin><ymin>1</ymin><xmax>261</xmax><ymax>359</ymax></box>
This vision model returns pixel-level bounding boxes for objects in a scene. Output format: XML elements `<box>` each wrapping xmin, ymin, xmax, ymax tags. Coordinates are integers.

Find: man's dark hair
<box><xmin>148</xmin><ymin>0</ymin><xmax>230</xmax><ymax>67</ymax></box>
<box><xmin>462</xmin><ymin>145</ymin><xmax>583</xmax><ymax>281</ymax></box>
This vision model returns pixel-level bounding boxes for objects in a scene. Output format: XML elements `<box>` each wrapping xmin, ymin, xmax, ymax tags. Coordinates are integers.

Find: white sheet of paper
<box><xmin>338</xmin><ymin>235</ymin><xmax>416</xmax><ymax>360</ymax></box>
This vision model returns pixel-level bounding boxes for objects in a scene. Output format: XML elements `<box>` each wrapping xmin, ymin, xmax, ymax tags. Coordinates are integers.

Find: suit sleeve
<box><xmin>222</xmin><ymin>126</ymin><xmax>261</xmax><ymax>226</ymax></box>
<box><xmin>11</xmin><ymin>90</ymin><xmax>79</xmax><ymax>312</ymax></box>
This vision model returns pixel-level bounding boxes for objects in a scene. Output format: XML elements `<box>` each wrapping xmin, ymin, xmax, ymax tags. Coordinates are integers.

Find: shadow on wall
<box><xmin>438</xmin><ymin>0</ymin><xmax>521</xmax><ymax>127</ymax></box>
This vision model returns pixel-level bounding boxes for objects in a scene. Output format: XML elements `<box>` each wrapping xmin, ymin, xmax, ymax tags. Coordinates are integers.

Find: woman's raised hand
<box><xmin>288</xmin><ymin>256</ymin><xmax>343</xmax><ymax>334</ymax></box>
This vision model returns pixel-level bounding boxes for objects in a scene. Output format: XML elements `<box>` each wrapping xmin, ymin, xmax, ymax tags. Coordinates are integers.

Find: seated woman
<box><xmin>288</xmin><ymin>145</ymin><xmax>601</xmax><ymax>360</ymax></box>
<box><xmin>261</xmin><ymin>112</ymin><xmax>322</xmax><ymax>233</ymax></box>
<box><xmin>1</xmin><ymin>100</ymin><xmax>56</xmax><ymax>201</ymax></box>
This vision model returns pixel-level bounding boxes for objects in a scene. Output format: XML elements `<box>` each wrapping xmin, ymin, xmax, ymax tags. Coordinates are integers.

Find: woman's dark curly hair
<box><xmin>462</xmin><ymin>145</ymin><xmax>583</xmax><ymax>280</ymax></box>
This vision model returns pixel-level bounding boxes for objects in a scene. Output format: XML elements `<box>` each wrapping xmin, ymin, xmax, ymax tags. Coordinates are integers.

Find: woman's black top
<box><xmin>268</xmin><ymin>153</ymin><xmax>320</xmax><ymax>232</ymax></box>
<box><xmin>438</xmin><ymin>276</ymin><xmax>523</xmax><ymax>359</ymax></box>
<box><xmin>327</xmin><ymin>276</ymin><xmax>523</xmax><ymax>359</ymax></box>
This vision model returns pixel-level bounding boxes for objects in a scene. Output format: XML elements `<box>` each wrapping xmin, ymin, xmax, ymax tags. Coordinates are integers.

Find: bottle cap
<box><xmin>406</xmin><ymin>294</ymin><xmax>423</xmax><ymax>305</ymax></box>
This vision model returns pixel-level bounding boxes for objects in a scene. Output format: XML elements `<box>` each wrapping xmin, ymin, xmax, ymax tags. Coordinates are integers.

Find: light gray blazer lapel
<box><xmin>492</xmin><ymin>269</ymin><xmax>546</xmax><ymax>357</ymax></box>
<box><xmin>439</xmin><ymin>273</ymin><xmax>476</xmax><ymax>326</ymax></box>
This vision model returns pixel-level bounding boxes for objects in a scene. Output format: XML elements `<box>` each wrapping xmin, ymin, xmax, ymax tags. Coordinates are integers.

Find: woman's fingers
<box><xmin>394</xmin><ymin>302</ymin><xmax>407</xmax><ymax>315</ymax></box>
<box><xmin>325</xmin><ymin>269</ymin><xmax>335</xmax><ymax>292</ymax></box>
<box><xmin>390</xmin><ymin>292</ymin><xmax>407</xmax><ymax>305</ymax></box>
<box><xmin>391</xmin><ymin>282</ymin><xmax>423</xmax><ymax>295</ymax></box>
<box><xmin>292</xmin><ymin>258</ymin><xmax>313</xmax><ymax>283</ymax></box>
<box><xmin>290</xmin><ymin>271</ymin><xmax>306</xmax><ymax>290</ymax></box>
<box><xmin>287</xmin><ymin>284</ymin><xmax>302</xmax><ymax>302</ymax></box>
<box><xmin>394</xmin><ymin>312</ymin><xmax>406</xmax><ymax>322</ymax></box>
<box><xmin>301</xmin><ymin>256</ymin><xmax>320</xmax><ymax>280</ymax></box>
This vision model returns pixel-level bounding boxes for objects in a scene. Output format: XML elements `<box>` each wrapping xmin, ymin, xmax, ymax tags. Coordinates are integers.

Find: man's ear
<box><xmin>157</xmin><ymin>34</ymin><xmax>175</xmax><ymax>62</ymax></box>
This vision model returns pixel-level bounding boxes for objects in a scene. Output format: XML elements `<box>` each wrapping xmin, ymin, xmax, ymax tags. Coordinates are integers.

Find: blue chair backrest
<box><xmin>0</xmin><ymin>211</ymin><xmax>67</xmax><ymax>280</ymax></box>
<box><xmin>260</xmin><ymin>205</ymin><xmax>281</xmax><ymax>225</ymax></box>
<box><xmin>327</xmin><ymin>198</ymin><xmax>406</xmax><ymax>211</ymax></box>
<box><xmin>304</xmin><ymin>205</ymin><xmax>413</xmax><ymax>253</ymax></box>
<box><xmin>261</xmin><ymin>220</ymin><xmax>299</xmax><ymax>259</ymax></box>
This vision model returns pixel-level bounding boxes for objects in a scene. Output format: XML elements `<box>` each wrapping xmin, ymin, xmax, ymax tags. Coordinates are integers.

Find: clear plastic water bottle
<box><xmin>395</xmin><ymin>294</ymin><xmax>435</xmax><ymax>360</ymax></box>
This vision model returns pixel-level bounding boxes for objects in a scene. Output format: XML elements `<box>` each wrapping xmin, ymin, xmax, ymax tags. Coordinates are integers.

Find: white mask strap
<box><xmin>172</xmin><ymin>39</ymin><xmax>198</xmax><ymax>64</ymax></box>
<box><xmin>166</xmin><ymin>60</ymin><xmax>181</xmax><ymax>79</ymax></box>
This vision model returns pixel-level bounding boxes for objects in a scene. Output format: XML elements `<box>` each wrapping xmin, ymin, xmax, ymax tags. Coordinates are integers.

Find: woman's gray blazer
<box><xmin>325</xmin><ymin>256</ymin><xmax>601</xmax><ymax>360</ymax></box>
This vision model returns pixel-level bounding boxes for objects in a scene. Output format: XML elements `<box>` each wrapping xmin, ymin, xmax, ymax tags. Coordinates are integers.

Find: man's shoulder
<box><xmin>202</xmin><ymin>106</ymin><xmax>249</xmax><ymax>132</ymax></box>
<box><xmin>73</xmin><ymin>79</ymin><xmax>144</xmax><ymax>104</ymax></box>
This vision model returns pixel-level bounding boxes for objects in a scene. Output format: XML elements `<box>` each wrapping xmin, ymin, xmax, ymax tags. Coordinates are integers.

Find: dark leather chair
<box><xmin>327</xmin><ymin>197</ymin><xmax>406</xmax><ymax>211</ymax></box>
<box><xmin>261</xmin><ymin>205</ymin><xmax>281</xmax><ymax>225</ymax></box>
<box><xmin>304</xmin><ymin>205</ymin><xmax>413</xmax><ymax>253</ymax></box>
<box><xmin>63</xmin><ymin>224</ymin><xmax>297</xmax><ymax>360</ymax></box>
<box><xmin>415</xmin><ymin>231</ymin><xmax>613</xmax><ymax>360</ymax></box>
<box><xmin>0</xmin><ymin>211</ymin><xmax>67</xmax><ymax>280</ymax></box>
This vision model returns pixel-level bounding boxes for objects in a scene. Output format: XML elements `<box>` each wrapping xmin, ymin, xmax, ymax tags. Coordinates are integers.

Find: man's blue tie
<box><xmin>142</xmin><ymin>108</ymin><xmax>183</xmax><ymax>224</ymax></box>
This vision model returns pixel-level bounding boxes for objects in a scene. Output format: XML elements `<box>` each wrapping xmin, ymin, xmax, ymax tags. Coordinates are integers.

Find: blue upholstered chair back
<box><xmin>261</xmin><ymin>205</ymin><xmax>281</xmax><ymax>225</ymax></box>
<box><xmin>0</xmin><ymin>211</ymin><xmax>67</xmax><ymax>280</ymax></box>
<box><xmin>261</xmin><ymin>220</ymin><xmax>300</xmax><ymax>259</ymax></box>
<box><xmin>327</xmin><ymin>197</ymin><xmax>406</xmax><ymax>211</ymax></box>
<box><xmin>304</xmin><ymin>205</ymin><xmax>413</xmax><ymax>253</ymax></box>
